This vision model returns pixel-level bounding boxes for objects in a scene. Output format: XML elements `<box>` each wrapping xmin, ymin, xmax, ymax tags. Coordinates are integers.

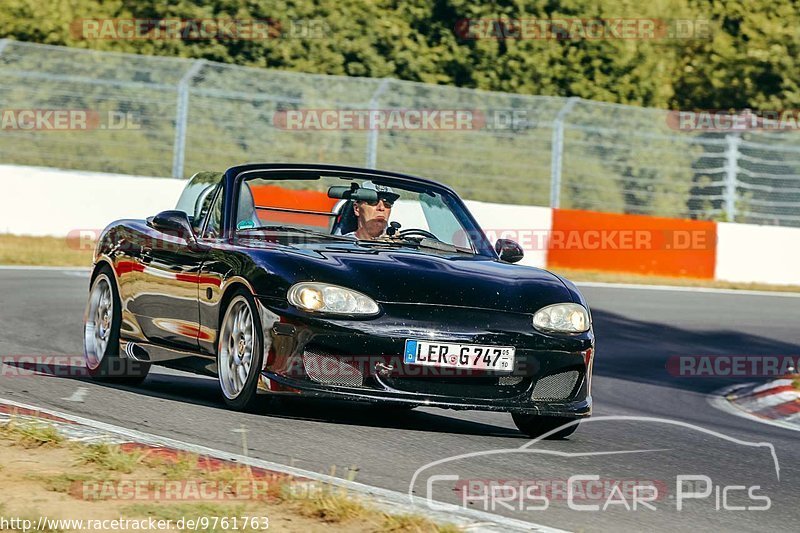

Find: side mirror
<box><xmin>148</xmin><ymin>210</ymin><xmax>196</xmax><ymax>242</ymax></box>
<box><xmin>496</xmin><ymin>238</ymin><xmax>524</xmax><ymax>263</ymax></box>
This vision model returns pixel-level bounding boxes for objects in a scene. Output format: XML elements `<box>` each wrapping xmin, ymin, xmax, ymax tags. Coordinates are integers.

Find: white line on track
<box><xmin>0</xmin><ymin>396</ymin><xmax>567</xmax><ymax>533</ymax></box>
<box><xmin>61</xmin><ymin>387</ymin><xmax>89</xmax><ymax>403</ymax></box>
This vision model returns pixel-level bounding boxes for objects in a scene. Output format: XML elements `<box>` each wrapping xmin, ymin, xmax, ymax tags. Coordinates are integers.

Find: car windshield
<box><xmin>235</xmin><ymin>173</ymin><xmax>481</xmax><ymax>253</ymax></box>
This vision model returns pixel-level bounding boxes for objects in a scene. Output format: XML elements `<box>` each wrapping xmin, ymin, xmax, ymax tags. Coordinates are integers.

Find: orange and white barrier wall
<box><xmin>546</xmin><ymin>209</ymin><xmax>717</xmax><ymax>279</ymax></box>
<box><xmin>1</xmin><ymin>165</ymin><xmax>797</xmax><ymax>286</ymax></box>
<box><xmin>714</xmin><ymin>222</ymin><xmax>799</xmax><ymax>286</ymax></box>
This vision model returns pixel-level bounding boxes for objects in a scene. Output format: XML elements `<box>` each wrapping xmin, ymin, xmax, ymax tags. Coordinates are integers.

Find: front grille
<box><xmin>499</xmin><ymin>375</ymin><xmax>524</xmax><ymax>386</ymax></box>
<box><xmin>302</xmin><ymin>348</ymin><xmax>364</xmax><ymax>388</ymax></box>
<box><xmin>382</xmin><ymin>375</ymin><xmax>530</xmax><ymax>400</ymax></box>
<box><xmin>532</xmin><ymin>370</ymin><xmax>579</xmax><ymax>400</ymax></box>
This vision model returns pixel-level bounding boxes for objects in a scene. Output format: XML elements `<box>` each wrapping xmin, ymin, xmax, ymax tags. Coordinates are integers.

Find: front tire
<box><xmin>83</xmin><ymin>266</ymin><xmax>150</xmax><ymax>385</ymax></box>
<box><xmin>512</xmin><ymin>414</ymin><xmax>580</xmax><ymax>439</ymax></box>
<box><xmin>217</xmin><ymin>289</ymin><xmax>264</xmax><ymax>411</ymax></box>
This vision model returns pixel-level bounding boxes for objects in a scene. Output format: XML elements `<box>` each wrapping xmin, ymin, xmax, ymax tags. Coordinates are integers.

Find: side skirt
<box><xmin>120</xmin><ymin>339</ymin><xmax>218</xmax><ymax>377</ymax></box>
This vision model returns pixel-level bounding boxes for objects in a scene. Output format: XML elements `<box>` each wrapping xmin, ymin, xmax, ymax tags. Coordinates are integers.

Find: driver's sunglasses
<box><xmin>364</xmin><ymin>197</ymin><xmax>394</xmax><ymax>208</ymax></box>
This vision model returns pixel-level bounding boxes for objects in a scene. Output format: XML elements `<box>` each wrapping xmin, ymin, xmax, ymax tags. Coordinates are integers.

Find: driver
<box><xmin>346</xmin><ymin>181</ymin><xmax>400</xmax><ymax>240</ymax></box>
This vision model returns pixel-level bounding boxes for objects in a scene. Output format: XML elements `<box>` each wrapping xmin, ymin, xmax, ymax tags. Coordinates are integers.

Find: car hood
<box><xmin>268</xmin><ymin>244</ymin><xmax>574</xmax><ymax>314</ymax></box>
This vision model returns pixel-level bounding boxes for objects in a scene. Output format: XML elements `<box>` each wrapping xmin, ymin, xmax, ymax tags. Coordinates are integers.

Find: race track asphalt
<box><xmin>0</xmin><ymin>268</ymin><xmax>798</xmax><ymax>532</ymax></box>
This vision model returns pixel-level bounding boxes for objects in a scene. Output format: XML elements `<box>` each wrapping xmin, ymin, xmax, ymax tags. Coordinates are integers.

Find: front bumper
<box><xmin>256</xmin><ymin>299</ymin><xmax>594</xmax><ymax>417</ymax></box>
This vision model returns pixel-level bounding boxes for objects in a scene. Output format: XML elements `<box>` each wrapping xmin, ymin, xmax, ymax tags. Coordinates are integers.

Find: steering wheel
<box><xmin>398</xmin><ymin>228</ymin><xmax>438</xmax><ymax>240</ymax></box>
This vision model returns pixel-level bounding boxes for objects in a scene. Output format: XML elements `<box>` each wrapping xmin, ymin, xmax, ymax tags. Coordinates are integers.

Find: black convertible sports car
<box><xmin>83</xmin><ymin>164</ymin><xmax>594</xmax><ymax>438</ymax></box>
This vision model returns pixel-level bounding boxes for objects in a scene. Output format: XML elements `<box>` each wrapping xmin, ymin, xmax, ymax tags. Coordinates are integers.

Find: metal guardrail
<box><xmin>1</xmin><ymin>39</ymin><xmax>800</xmax><ymax>227</ymax></box>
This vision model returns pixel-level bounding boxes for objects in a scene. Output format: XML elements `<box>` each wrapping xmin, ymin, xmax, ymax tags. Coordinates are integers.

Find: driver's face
<box><xmin>353</xmin><ymin>198</ymin><xmax>392</xmax><ymax>239</ymax></box>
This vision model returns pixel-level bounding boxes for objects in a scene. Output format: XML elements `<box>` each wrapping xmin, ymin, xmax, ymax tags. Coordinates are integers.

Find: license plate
<box><xmin>404</xmin><ymin>339</ymin><xmax>515</xmax><ymax>371</ymax></box>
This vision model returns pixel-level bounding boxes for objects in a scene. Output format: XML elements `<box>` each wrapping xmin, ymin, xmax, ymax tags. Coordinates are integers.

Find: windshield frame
<box><xmin>223</xmin><ymin>165</ymin><xmax>497</xmax><ymax>258</ymax></box>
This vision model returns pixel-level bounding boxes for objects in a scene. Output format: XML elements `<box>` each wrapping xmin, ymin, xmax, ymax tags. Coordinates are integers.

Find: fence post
<box><xmin>550</xmin><ymin>97</ymin><xmax>579</xmax><ymax>208</ymax></box>
<box><xmin>723</xmin><ymin>133</ymin><xmax>741</xmax><ymax>222</ymax></box>
<box><xmin>365</xmin><ymin>79</ymin><xmax>391</xmax><ymax>169</ymax></box>
<box><xmin>171</xmin><ymin>59</ymin><xmax>206</xmax><ymax>180</ymax></box>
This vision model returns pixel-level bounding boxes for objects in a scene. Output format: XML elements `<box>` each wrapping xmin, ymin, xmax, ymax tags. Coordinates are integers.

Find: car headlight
<box><xmin>287</xmin><ymin>282</ymin><xmax>380</xmax><ymax>315</ymax></box>
<box><xmin>533</xmin><ymin>303</ymin><xmax>590</xmax><ymax>333</ymax></box>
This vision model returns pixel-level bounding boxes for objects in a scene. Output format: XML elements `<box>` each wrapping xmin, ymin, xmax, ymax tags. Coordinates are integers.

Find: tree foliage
<box><xmin>1</xmin><ymin>0</ymin><xmax>798</xmax><ymax>110</ymax></box>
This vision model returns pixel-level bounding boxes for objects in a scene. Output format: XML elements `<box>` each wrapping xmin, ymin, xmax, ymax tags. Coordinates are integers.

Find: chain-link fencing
<box><xmin>2</xmin><ymin>40</ymin><xmax>799</xmax><ymax>226</ymax></box>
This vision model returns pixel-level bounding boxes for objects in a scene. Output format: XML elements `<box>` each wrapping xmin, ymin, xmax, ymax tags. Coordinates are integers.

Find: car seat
<box><xmin>236</xmin><ymin>182</ymin><xmax>261</xmax><ymax>228</ymax></box>
<box><xmin>332</xmin><ymin>200</ymin><xmax>358</xmax><ymax>235</ymax></box>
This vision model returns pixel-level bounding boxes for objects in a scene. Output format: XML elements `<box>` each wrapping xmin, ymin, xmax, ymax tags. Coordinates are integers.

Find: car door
<box><xmin>131</xmin><ymin>186</ymin><xmax>219</xmax><ymax>351</ymax></box>
<box><xmin>192</xmin><ymin>183</ymin><xmax>228</xmax><ymax>356</ymax></box>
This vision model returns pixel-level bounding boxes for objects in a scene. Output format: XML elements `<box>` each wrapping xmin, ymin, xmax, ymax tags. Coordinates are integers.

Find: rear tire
<box><xmin>83</xmin><ymin>266</ymin><xmax>150</xmax><ymax>385</ymax></box>
<box><xmin>216</xmin><ymin>289</ymin><xmax>264</xmax><ymax>411</ymax></box>
<box><xmin>512</xmin><ymin>414</ymin><xmax>580</xmax><ymax>439</ymax></box>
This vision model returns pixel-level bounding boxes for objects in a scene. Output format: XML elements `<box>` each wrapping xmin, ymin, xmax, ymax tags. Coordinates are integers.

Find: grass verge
<box><xmin>0</xmin><ymin>415</ymin><xmax>459</xmax><ymax>533</ymax></box>
<box><xmin>0</xmin><ymin>418</ymin><xmax>65</xmax><ymax>448</ymax></box>
<box><xmin>77</xmin><ymin>443</ymin><xmax>145</xmax><ymax>474</ymax></box>
<box><xmin>0</xmin><ymin>234</ymin><xmax>92</xmax><ymax>267</ymax></box>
